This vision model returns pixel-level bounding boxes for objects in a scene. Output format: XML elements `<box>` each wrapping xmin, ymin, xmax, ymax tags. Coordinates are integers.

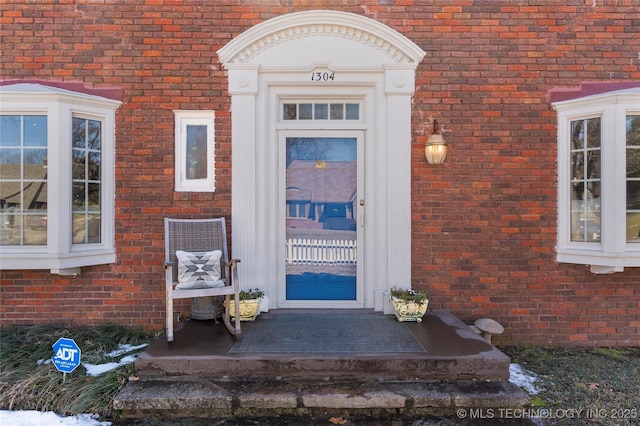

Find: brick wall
<box><xmin>1</xmin><ymin>0</ymin><xmax>639</xmax><ymax>345</ymax></box>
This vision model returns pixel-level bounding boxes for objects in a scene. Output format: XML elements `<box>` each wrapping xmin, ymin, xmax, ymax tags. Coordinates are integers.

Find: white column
<box><xmin>380</xmin><ymin>66</ymin><xmax>415</xmax><ymax>313</ymax></box>
<box><xmin>228</xmin><ymin>66</ymin><xmax>259</xmax><ymax>289</ymax></box>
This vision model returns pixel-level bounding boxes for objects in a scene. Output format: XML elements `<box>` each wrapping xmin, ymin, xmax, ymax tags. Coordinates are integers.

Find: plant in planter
<box><xmin>389</xmin><ymin>286</ymin><xmax>429</xmax><ymax>322</ymax></box>
<box><xmin>229</xmin><ymin>288</ymin><xmax>265</xmax><ymax>321</ymax></box>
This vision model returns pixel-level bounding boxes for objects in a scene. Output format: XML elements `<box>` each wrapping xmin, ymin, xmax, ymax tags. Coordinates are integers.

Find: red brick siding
<box><xmin>410</xmin><ymin>0</ymin><xmax>640</xmax><ymax>346</ymax></box>
<box><xmin>1</xmin><ymin>1</ymin><xmax>639</xmax><ymax>346</ymax></box>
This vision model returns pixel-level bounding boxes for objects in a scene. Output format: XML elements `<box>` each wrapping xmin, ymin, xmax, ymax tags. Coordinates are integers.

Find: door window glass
<box><xmin>285</xmin><ymin>137</ymin><xmax>357</xmax><ymax>300</ymax></box>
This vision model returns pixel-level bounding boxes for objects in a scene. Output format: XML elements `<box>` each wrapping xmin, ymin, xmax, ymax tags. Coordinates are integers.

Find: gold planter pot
<box><xmin>390</xmin><ymin>296</ymin><xmax>429</xmax><ymax>322</ymax></box>
<box><xmin>230</xmin><ymin>299</ymin><xmax>261</xmax><ymax>322</ymax></box>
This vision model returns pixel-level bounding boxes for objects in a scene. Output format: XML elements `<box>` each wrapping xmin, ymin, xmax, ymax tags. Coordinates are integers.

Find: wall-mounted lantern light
<box><xmin>424</xmin><ymin>119</ymin><xmax>447</xmax><ymax>164</ymax></box>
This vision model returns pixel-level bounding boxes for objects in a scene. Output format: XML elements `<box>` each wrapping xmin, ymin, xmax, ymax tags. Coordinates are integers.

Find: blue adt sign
<box><xmin>51</xmin><ymin>338</ymin><xmax>81</xmax><ymax>373</ymax></box>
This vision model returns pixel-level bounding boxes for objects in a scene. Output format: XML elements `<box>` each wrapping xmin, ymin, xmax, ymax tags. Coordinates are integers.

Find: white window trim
<box><xmin>0</xmin><ymin>84</ymin><xmax>121</xmax><ymax>274</ymax></box>
<box><xmin>553</xmin><ymin>88</ymin><xmax>640</xmax><ymax>274</ymax></box>
<box><xmin>173</xmin><ymin>110</ymin><xmax>215</xmax><ymax>192</ymax></box>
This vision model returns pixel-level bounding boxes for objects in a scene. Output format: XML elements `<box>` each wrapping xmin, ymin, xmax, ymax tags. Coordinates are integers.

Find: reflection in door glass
<box><xmin>286</xmin><ymin>137</ymin><xmax>357</xmax><ymax>300</ymax></box>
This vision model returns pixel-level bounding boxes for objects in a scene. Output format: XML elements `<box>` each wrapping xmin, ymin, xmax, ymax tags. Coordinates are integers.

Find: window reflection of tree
<box><xmin>626</xmin><ymin>115</ymin><xmax>640</xmax><ymax>240</ymax></box>
<box><xmin>186</xmin><ymin>125</ymin><xmax>207</xmax><ymax>179</ymax></box>
<box><xmin>570</xmin><ymin>118</ymin><xmax>601</xmax><ymax>242</ymax></box>
<box><xmin>286</xmin><ymin>138</ymin><xmax>328</xmax><ymax>168</ymax></box>
<box><xmin>627</xmin><ymin>115</ymin><xmax>640</xmax><ymax>207</ymax></box>
<box><xmin>71</xmin><ymin>118</ymin><xmax>101</xmax><ymax>210</ymax></box>
<box><xmin>0</xmin><ymin>115</ymin><xmax>48</xmax><ymax>245</ymax></box>
<box><xmin>571</xmin><ymin>118</ymin><xmax>601</xmax><ymax>201</ymax></box>
<box><xmin>71</xmin><ymin>118</ymin><xmax>102</xmax><ymax>244</ymax></box>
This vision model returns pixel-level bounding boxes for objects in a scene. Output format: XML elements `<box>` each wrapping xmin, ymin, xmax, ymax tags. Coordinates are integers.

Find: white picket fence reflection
<box><xmin>286</xmin><ymin>238</ymin><xmax>357</xmax><ymax>265</ymax></box>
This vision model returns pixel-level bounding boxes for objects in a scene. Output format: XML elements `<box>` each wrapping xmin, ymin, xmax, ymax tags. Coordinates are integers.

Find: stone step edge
<box><xmin>114</xmin><ymin>378</ymin><xmax>530</xmax><ymax>419</ymax></box>
<box><xmin>134</xmin><ymin>352</ymin><xmax>510</xmax><ymax>382</ymax></box>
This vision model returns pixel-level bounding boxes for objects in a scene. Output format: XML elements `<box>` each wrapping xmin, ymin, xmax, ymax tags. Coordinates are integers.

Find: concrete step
<box><xmin>114</xmin><ymin>310</ymin><xmax>529</xmax><ymax>421</ymax></box>
<box><xmin>113</xmin><ymin>377</ymin><xmax>530</xmax><ymax>420</ymax></box>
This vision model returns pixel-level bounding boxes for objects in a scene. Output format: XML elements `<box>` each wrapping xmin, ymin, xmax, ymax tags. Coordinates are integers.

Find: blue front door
<box><xmin>285</xmin><ymin>137</ymin><xmax>357</xmax><ymax>300</ymax></box>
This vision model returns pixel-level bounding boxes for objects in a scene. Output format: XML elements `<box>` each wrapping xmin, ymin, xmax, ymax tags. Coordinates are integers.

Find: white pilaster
<box><xmin>380</xmin><ymin>67</ymin><xmax>415</xmax><ymax>312</ymax></box>
<box><xmin>228</xmin><ymin>66</ymin><xmax>259</xmax><ymax>289</ymax></box>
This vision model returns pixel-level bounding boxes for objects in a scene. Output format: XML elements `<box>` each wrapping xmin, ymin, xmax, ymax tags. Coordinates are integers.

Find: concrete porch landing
<box><xmin>133</xmin><ymin>310</ymin><xmax>509</xmax><ymax>381</ymax></box>
<box><xmin>114</xmin><ymin>310</ymin><xmax>530</xmax><ymax>420</ymax></box>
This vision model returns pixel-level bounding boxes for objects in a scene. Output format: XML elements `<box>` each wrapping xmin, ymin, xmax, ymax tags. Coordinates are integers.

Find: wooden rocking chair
<box><xmin>164</xmin><ymin>217</ymin><xmax>241</xmax><ymax>342</ymax></box>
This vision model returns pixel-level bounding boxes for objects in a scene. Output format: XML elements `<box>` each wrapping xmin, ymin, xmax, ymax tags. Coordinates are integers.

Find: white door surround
<box><xmin>218</xmin><ymin>10</ymin><xmax>425</xmax><ymax>312</ymax></box>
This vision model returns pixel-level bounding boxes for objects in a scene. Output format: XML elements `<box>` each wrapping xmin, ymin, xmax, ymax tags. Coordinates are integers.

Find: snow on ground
<box><xmin>84</xmin><ymin>354</ymin><xmax>138</xmax><ymax>376</ymax></box>
<box><xmin>103</xmin><ymin>343</ymin><xmax>148</xmax><ymax>358</ymax></box>
<box><xmin>509</xmin><ymin>363</ymin><xmax>543</xmax><ymax>394</ymax></box>
<box><xmin>82</xmin><ymin>343</ymin><xmax>147</xmax><ymax>376</ymax></box>
<box><xmin>0</xmin><ymin>410</ymin><xmax>110</xmax><ymax>426</ymax></box>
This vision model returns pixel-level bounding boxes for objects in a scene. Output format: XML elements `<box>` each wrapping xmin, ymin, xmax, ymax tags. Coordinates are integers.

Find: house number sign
<box><xmin>311</xmin><ymin>71</ymin><xmax>335</xmax><ymax>81</ymax></box>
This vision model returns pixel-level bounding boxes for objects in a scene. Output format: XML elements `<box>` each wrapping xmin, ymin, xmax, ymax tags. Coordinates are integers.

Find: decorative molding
<box><xmin>227</xmin><ymin>68</ymin><xmax>258</xmax><ymax>95</ymax></box>
<box><xmin>218</xmin><ymin>10</ymin><xmax>425</xmax><ymax>66</ymax></box>
<box><xmin>385</xmin><ymin>68</ymin><xmax>416</xmax><ymax>95</ymax></box>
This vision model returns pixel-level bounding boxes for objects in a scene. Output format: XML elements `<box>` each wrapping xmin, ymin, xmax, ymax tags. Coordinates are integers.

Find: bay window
<box><xmin>0</xmin><ymin>83</ymin><xmax>121</xmax><ymax>274</ymax></box>
<box><xmin>553</xmin><ymin>87</ymin><xmax>640</xmax><ymax>273</ymax></box>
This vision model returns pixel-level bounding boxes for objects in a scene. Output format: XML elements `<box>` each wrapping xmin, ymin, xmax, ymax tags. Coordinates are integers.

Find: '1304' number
<box><xmin>311</xmin><ymin>72</ymin><xmax>335</xmax><ymax>81</ymax></box>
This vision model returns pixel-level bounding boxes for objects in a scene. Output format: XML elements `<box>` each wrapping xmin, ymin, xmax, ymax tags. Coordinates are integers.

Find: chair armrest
<box><xmin>165</xmin><ymin>263</ymin><xmax>174</xmax><ymax>290</ymax></box>
<box><xmin>227</xmin><ymin>259</ymin><xmax>241</xmax><ymax>289</ymax></box>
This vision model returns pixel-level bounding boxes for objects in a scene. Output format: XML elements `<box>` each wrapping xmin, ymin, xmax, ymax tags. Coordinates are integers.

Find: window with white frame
<box><xmin>553</xmin><ymin>87</ymin><xmax>640</xmax><ymax>274</ymax></box>
<box><xmin>283</xmin><ymin>102</ymin><xmax>360</xmax><ymax>121</ymax></box>
<box><xmin>72</xmin><ymin>116</ymin><xmax>103</xmax><ymax>244</ymax></box>
<box><xmin>173</xmin><ymin>111</ymin><xmax>215</xmax><ymax>192</ymax></box>
<box><xmin>0</xmin><ymin>83</ymin><xmax>120</xmax><ymax>274</ymax></box>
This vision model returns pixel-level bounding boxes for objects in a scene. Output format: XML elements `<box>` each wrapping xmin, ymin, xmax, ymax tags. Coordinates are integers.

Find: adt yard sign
<box><xmin>52</xmin><ymin>338</ymin><xmax>81</xmax><ymax>374</ymax></box>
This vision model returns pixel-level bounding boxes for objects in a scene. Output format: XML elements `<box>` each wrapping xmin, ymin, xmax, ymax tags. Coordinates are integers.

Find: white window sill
<box><xmin>557</xmin><ymin>249</ymin><xmax>640</xmax><ymax>274</ymax></box>
<box><xmin>0</xmin><ymin>250</ymin><xmax>115</xmax><ymax>274</ymax></box>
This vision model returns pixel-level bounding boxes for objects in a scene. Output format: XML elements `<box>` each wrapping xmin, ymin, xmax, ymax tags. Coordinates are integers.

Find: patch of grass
<box><xmin>501</xmin><ymin>345</ymin><xmax>640</xmax><ymax>426</ymax></box>
<box><xmin>0</xmin><ymin>325</ymin><xmax>157</xmax><ymax>420</ymax></box>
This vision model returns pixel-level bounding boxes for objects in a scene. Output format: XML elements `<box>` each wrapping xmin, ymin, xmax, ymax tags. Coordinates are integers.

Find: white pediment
<box><xmin>218</xmin><ymin>10</ymin><xmax>425</xmax><ymax>67</ymax></box>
